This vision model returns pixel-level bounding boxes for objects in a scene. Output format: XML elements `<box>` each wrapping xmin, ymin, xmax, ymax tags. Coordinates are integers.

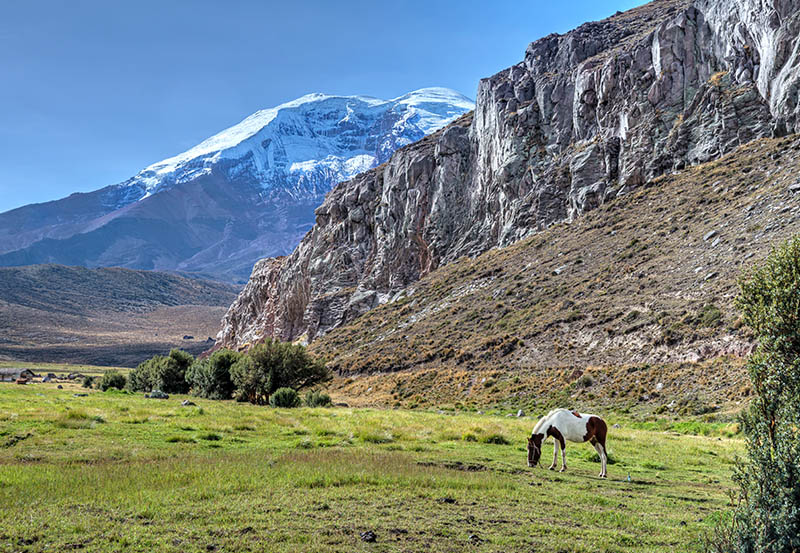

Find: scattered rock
<box><xmin>72</xmin><ymin>393</ymin><xmax>88</xmax><ymax>397</ymax></box>
<box><xmin>334</xmin><ymin>402</ymin><xmax>349</xmax><ymax>407</ymax></box>
<box><xmin>703</xmin><ymin>230</ymin><xmax>718</xmax><ymax>241</ymax></box>
<box><xmin>360</xmin><ymin>531</ymin><xmax>377</xmax><ymax>543</ymax></box>
<box><xmin>553</xmin><ymin>265</ymin><xmax>568</xmax><ymax>275</ymax></box>
<box><xmin>789</xmin><ymin>182</ymin><xmax>800</xmax><ymax>193</ymax></box>
<box><xmin>57</xmin><ymin>385</ymin><xmax>63</xmax><ymax>389</ymax></box>
<box><xmin>181</xmin><ymin>400</ymin><xmax>196</xmax><ymax>406</ymax></box>
<box><xmin>612</xmin><ymin>423</ymin><xmax>621</xmax><ymax>429</ymax></box>
<box><xmin>146</xmin><ymin>390</ymin><xmax>169</xmax><ymax>399</ymax></box>
<box><xmin>183</xmin><ymin>335</ymin><xmax>195</xmax><ymax>340</ymax></box>
<box><xmin>468</xmin><ymin>534</ymin><xmax>483</xmax><ymax>545</ymax></box>
<box><xmin>516</xmin><ymin>409</ymin><xmax>525</xmax><ymax>417</ymax></box>
<box><xmin>437</xmin><ymin>497</ymin><xmax>457</xmax><ymax>504</ymax></box>
<box><xmin>704</xmin><ymin>271</ymin><xmax>718</xmax><ymax>281</ymax></box>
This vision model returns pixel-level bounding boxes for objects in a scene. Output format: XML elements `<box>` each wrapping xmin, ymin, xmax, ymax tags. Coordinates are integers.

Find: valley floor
<box><xmin>1</xmin><ymin>381</ymin><xmax>740</xmax><ymax>552</ymax></box>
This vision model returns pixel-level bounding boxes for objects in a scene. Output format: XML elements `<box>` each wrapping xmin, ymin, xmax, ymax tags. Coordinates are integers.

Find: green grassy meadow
<box><xmin>0</xmin><ymin>382</ymin><xmax>741</xmax><ymax>552</ymax></box>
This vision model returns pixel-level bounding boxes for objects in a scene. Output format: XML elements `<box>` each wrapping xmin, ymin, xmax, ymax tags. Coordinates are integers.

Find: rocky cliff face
<box><xmin>216</xmin><ymin>0</ymin><xmax>800</xmax><ymax>350</ymax></box>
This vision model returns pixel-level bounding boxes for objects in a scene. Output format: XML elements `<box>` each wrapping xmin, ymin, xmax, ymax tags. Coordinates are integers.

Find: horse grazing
<box><xmin>526</xmin><ymin>408</ymin><xmax>608</xmax><ymax>478</ymax></box>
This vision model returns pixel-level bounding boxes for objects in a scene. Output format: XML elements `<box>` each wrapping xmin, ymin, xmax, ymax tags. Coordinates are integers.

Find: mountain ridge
<box><xmin>0</xmin><ymin>264</ymin><xmax>240</xmax><ymax>366</ymax></box>
<box><xmin>214</xmin><ymin>0</ymin><xmax>800</xmax><ymax>355</ymax></box>
<box><xmin>0</xmin><ymin>88</ymin><xmax>473</xmax><ymax>282</ymax></box>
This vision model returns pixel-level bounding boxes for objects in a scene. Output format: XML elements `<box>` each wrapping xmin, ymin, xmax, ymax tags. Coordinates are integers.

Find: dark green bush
<box><xmin>99</xmin><ymin>371</ymin><xmax>126</xmax><ymax>391</ymax></box>
<box><xmin>186</xmin><ymin>349</ymin><xmax>242</xmax><ymax>399</ymax></box>
<box><xmin>481</xmin><ymin>434</ymin><xmax>510</xmax><ymax>445</ymax></box>
<box><xmin>711</xmin><ymin>236</ymin><xmax>800</xmax><ymax>552</ymax></box>
<box><xmin>698</xmin><ymin>303</ymin><xmax>723</xmax><ymax>328</ymax></box>
<box><xmin>81</xmin><ymin>376</ymin><xmax>95</xmax><ymax>389</ymax></box>
<box><xmin>304</xmin><ymin>390</ymin><xmax>331</xmax><ymax>407</ymax></box>
<box><xmin>269</xmin><ymin>387</ymin><xmax>300</xmax><ymax>408</ymax></box>
<box><xmin>127</xmin><ymin>349</ymin><xmax>194</xmax><ymax>393</ymax></box>
<box><xmin>230</xmin><ymin>339</ymin><xmax>329</xmax><ymax>405</ymax></box>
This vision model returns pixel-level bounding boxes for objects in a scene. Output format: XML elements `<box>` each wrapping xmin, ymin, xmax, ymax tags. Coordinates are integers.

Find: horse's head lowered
<box><xmin>527</xmin><ymin>434</ymin><xmax>543</xmax><ymax>467</ymax></box>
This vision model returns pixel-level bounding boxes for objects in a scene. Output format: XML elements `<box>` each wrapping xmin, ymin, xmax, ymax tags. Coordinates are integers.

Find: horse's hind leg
<box><xmin>549</xmin><ymin>440</ymin><xmax>558</xmax><ymax>470</ymax></box>
<box><xmin>592</xmin><ymin>441</ymin><xmax>607</xmax><ymax>478</ymax></box>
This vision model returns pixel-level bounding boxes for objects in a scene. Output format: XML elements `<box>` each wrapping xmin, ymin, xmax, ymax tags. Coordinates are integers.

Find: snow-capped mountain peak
<box><xmin>129</xmin><ymin>88</ymin><xmax>474</xmax><ymax>201</ymax></box>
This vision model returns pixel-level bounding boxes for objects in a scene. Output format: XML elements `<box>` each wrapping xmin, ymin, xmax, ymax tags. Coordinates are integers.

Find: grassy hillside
<box><xmin>0</xmin><ymin>265</ymin><xmax>239</xmax><ymax>367</ymax></box>
<box><xmin>0</xmin><ymin>382</ymin><xmax>739</xmax><ymax>552</ymax></box>
<box><xmin>311</xmin><ymin>136</ymin><xmax>800</xmax><ymax>409</ymax></box>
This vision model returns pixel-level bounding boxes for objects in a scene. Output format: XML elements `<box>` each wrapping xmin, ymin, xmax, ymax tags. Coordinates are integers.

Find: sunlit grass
<box><xmin>0</xmin><ymin>384</ymin><xmax>742</xmax><ymax>552</ymax></box>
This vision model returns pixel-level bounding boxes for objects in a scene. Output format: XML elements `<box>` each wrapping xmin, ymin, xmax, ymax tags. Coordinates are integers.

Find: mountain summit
<box><xmin>127</xmin><ymin>87</ymin><xmax>474</xmax><ymax>203</ymax></box>
<box><xmin>0</xmin><ymin>88</ymin><xmax>473</xmax><ymax>282</ymax></box>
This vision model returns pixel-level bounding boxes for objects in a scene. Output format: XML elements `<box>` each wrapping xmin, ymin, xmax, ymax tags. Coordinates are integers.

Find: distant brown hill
<box><xmin>0</xmin><ymin>265</ymin><xmax>239</xmax><ymax>367</ymax></box>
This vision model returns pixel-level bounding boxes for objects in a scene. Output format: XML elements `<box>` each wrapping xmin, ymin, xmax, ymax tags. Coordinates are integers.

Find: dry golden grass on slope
<box><xmin>313</xmin><ymin>136</ymin><xmax>800</xmax><ymax>411</ymax></box>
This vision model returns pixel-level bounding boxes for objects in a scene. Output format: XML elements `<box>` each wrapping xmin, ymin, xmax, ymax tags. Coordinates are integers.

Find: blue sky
<box><xmin>0</xmin><ymin>0</ymin><xmax>645</xmax><ymax>213</ymax></box>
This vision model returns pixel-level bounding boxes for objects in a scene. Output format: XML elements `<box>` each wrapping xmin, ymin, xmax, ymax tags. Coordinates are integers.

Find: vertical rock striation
<box><xmin>216</xmin><ymin>0</ymin><xmax>800</xmax><ymax>351</ymax></box>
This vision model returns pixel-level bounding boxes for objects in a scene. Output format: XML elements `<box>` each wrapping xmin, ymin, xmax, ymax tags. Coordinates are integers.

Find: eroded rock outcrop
<box><xmin>216</xmin><ymin>0</ymin><xmax>800</xmax><ymax>351</ymax></box>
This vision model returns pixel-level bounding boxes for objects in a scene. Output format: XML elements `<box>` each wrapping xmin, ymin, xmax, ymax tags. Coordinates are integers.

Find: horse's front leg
<box><xmin>558</xmin><ymin>440</ymin><xmax>567</xmax><ymax>472</ymax></box>
<box><xmin>548</xmin><ymin>441</ymin><xmax>558</xmax><ymax>471</ymax></box>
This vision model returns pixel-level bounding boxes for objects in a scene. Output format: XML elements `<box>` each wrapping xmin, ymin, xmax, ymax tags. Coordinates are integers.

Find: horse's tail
<box><xmin>593</xmin><ymin>417</ymin><xmax>608</xmax><ymax>449</ymax></box>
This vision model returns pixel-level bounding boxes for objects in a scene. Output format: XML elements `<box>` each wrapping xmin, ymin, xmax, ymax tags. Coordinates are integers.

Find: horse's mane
<box><xmin>532</xmin><ymin>408</ymin><xmax>568</xmax><ymax>435</ymax></box>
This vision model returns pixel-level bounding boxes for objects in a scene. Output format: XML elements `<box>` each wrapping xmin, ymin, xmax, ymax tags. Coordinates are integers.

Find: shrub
<box><xmin>230</xmin><ymin>339</ymin><xmax>329</xmax><ymax>405</ymax></box>
<box><xmin>99</xmin><ymin>371</ymin><xmax>126</xmax><ymax>391</ymax></box>
<box><xmin>269</xmin><ymin>387</ymin><xmax>300</xmax><ymax>408</ymax></box>
<box><xmin>127</xmin><ymin>349</ymin><xmax>194</xmax><ymax>393</ymax></box>
<box><xmin>186</xmin><ymin>349</ymin><xmax>242</xmax><ymax>399</ymax></box>
<box><xmin>81</xmin><ymin>376</ymin><xmax>95</xmax><ymax>389</ymax></box>
<box><xmin>698</xmin><ymin>303</ymin><xmax>723</xmax><ymax>328</ymax></box>
<box><xmin>481</xmin><ymin>434</ymin><xmax>510</xmax><ymax>445</ymax></box>
<box><xmin>710</xmin><ymin>236</ymin><xmax>800</xmax><ymax>552</ymax></box>
<box><xmin>304</xmin><ymin>390</ymin><xmax>331</xmax><ymax>407</ymax></box>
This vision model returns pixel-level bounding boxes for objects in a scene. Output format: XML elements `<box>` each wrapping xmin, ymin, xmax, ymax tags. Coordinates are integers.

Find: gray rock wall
<box><xmin>216</xmin><ymin>0</ymin><xmax>800</xmax><ymax>350</ymax></box>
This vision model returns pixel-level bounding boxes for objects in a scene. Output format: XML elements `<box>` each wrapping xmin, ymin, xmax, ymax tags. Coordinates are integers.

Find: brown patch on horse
<box><xmin>582</xmin><ymin>416</ymin><xmax>608</xmax><ymax>447</ymax></box>
<box><xmin>571</xmin><ymin>410</ymin><xmax>581</xmax><ymax>418</ymax></box>
<box><xmin>546</xmin><ymin>426</ymin><xmax>566</xmax><ymax>450</ymax></box>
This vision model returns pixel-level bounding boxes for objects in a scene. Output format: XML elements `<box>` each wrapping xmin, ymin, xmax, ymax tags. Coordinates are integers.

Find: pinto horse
<box><xmin>526</xmin><ymin>408</ymin><xmax>608</xmax><ymax>478</ymax></box>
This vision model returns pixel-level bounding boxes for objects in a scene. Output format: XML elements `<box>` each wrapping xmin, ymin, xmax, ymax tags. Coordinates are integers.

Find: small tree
<box><xmin>99</xmin><ymin>370</ymin><xmax>127</xmax><ymax>391</ymax></box>
<box><xmin>230</xmin><ymin>339</ymin><xmax>329</xmax><ymax>405</ymax></box>
<box><xmin>715</xmin><ymin>236</ymin><xmax>800</xmax><ymax>552</ymax></box>
<box><xmin>186</xmin><ymin>349</ymin><xmax>242</xmax><ymax>399</ymax></box>
<box><xmin>127</xmin><ymin>349</ymin><xmax>194</xmax><ymax>394</ymax></box>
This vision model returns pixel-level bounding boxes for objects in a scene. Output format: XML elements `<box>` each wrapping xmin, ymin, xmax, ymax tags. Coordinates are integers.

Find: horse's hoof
<box><xmin>548</xmin><ymin>466</ymin><xmax>555</xmax><ymax>471</ymax></box>
<box><xmin>559</xmin><ymin>468</ymin><xmax>566</xmax><ymax>473</ymax></box>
